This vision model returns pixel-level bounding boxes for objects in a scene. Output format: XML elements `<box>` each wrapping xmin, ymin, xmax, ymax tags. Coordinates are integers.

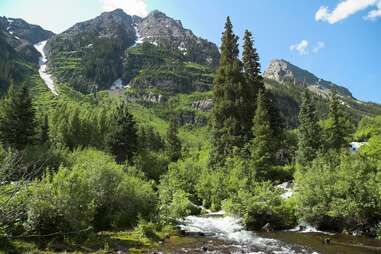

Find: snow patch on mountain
<box><xmin>34</xmin><ymin>41</ymin><xmax>59</xmax><ymax>96</ymax></box>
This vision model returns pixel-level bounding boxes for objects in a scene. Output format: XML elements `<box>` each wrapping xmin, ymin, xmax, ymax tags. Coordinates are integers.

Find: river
<box><xmin>151</xmin><ymin>212</ymin><xmax>381</xmax><ymax>254</ymax></box>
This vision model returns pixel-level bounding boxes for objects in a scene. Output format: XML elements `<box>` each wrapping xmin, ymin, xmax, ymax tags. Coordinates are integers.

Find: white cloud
<box><xmin>290</xmin><ymin>40</ymin><xmax>309</xmax><ymax>55</ymax></box>
<box><xmin>312</xmin><ymin>41</ymin><xmax>325</xmax><ymax>53</ymax></box>
<box><xmin>365</xmin><ymin>1</ymin><xmax>381</xmax><ymax>19</ymax></box>
<box><xmin>290</xmin><ymin>40</ymin><xmax>326</xmax><ymax>55</ymax></box>
<box><xmin>315</xmin><ymin>0</ymin><xmax>380</xmax><ymax>24</ymax></box>
<box><xmin>102</xmin><ymin>0</ymin><xmax>148</xmax><ymax>17</ymax></box>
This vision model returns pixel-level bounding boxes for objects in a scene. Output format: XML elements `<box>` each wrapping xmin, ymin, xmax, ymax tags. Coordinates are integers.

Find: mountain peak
<box><xmin>137</xmin><ymin>10</ymin><xmax>219</xmax><ymax>65</ymax></box>
<box><xmin>264</xmin><ymin>59</ymin><xmax>352</xmax><ymax>98</ymax></box>
<box><xmin>147</xmin><ymin>9</ymin><xmax>167</xmax><ymax>18</ymax></box>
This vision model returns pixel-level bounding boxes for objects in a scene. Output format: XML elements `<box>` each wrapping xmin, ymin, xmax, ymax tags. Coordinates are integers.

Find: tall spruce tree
<box><xmin>0</xmin><ymin>83</ymin><xmax>36</xmax><ymax>150</ymax></box>
<box><xmin>166</xmin><ymin>116</ymin><xmax>182</xmax><ymax>162</ymax></box>
<box><xmin>210</xmin><ymin>17</ymin><xmax>245</xmax><ymax>167</ymax></box>
<box><xmin>264</xmin><ymin>90</ymin><xmax>284</xmax><ymax>145</ymax></box>
<box><xmin>250</xmin><ymin>89</ymin><xmax>274</xmax><ymax>180</ymax></box>
<box><xmin>107</xmin><ymin>101</ymin><xmax>138</xmax><ymax>164</ymax></box>
<box><xmin>324</xmin><ymin>89</ymin><xmax>353</xmax><ymax>151</ymax></box>
<box><xmin>296</xmin><ymin>89</ymin><xmax>322</xmax><ymax>165</ymax></box>
<box><xmin>241</xmin><ymin>30</ymin><xmax>264</xmax><ymax>142</ymax></box>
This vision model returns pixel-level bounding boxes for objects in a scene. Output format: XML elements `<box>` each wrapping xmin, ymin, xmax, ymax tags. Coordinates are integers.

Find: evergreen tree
<box><xmin>166</xmin><ymin>116</ymin><xmax>182</xmax><ymax>162</ymax></box>
<box><xmin>210</xmin><ymin>17</ymin><xmax>245</xmax><ymax>167</ymax></box>
<box><xmin>324</xmin><ymin>89</ymin><xmax>353</xmax><ymax>151</ymax></box>
<box><xmin>0</xmin><ymin>83</ymin><xmax>36</xmax><ymax>150</ymax></box>
<box><xmin>107</xmin><ymin>101</ymin><xmax>138</xmax><ymax>164</ymax></box>
<box><xmin>264</xmin><ymin>90</ymin><xmax>284</xmax><ymax>146</ymax></box>
<box><xmin>241</xmin><ymin>30</ymin><xmax>264</xmax><ymax>143</ymax></box>
<box><xmin>39</xmin><ymin>114</ymin><xmax>49</xmax><ymax>144</ymax></box>
<box><xmin>296</xmin><ymin>89</ymin><xmax>322</xmax><ymax>165</ymax></box>
<box><xmin>250</xmin><ymin>89</ymin><xmax>274</xmax><ymax>180</ymax></box>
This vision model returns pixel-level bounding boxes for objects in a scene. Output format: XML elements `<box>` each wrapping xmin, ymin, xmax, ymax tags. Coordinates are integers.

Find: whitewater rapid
<box><xmin>34</xmin><ymin>41</ymin><xmax>58</xmax><ymax>96</ymax></box>
<box><xmin>180</xmin><ymin>213</ymin><xmax>319</xmax><ymax>254</ymax></box>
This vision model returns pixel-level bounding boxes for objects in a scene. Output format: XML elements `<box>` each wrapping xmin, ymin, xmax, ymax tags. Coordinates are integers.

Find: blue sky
<box><xmin>1</xmin><ymin>0</ymin><xmax>380</xmax><ymax>102</ymax></box>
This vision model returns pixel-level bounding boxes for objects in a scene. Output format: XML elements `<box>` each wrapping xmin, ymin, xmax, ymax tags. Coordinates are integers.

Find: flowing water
<box><xmin>152</xmin><ymin>212</ymin><xmax>381</xmax><ymax>254</ymax></box>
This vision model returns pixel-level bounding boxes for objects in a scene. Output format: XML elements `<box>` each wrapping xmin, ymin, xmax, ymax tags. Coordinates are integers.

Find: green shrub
<box><xmin>25</xmin><ymin>149</ymin><xmax>157</xmax><ymax>234</ymax></box>
<box><xmin>295</xmin><ymin>153</ymin><xmax>381</xmax><ymax>232</ymax></box>
<box><xmin>267</xmin><ymin>165</ymin><xmax>295</xmax><ymax>183</ymax></box>
<box><xmin>157</xmin><ymin>156</ymin><xmax>205</xmax><ymax>221</ymax></box>
<box><xmin>223</xmin><ymin>181</ymin><xmax>297</xmax><ymax>230</ymax></box>
<box><xmin>134</xmin><ymin>151</ymin><xmax>169</xmax><ymax>182</ymax></box>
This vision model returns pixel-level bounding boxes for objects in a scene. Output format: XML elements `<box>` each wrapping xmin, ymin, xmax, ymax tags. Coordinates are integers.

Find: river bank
<box><xmin>149</xmin><ymin>212</ymin><xmax>381</xmax><ymax>254</ymax></box>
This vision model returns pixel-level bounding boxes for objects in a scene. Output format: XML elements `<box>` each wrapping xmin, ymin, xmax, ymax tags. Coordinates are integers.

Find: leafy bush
<box><xmin>223</xmin><ymin>181</ymin><xmax>297</xmax><ymax>230</ymax></box>
<box><xmin>158</xmin><ymin>156</ymin><xmax>204</xmax><ymax>221</ymax></box>
<box><xmin>295</xmin><ymin>153</ymin><xmax>381</xmax><ymax>233</ymax></box>
<box><xmin>354</xmin><ymin>116</ymin><xmax>381</xmax><ymax>141</ymax></box>
<box><xmin>25</xmin><ymin>149</ymin><xmax>157</xmax><ymax>234</ymax></box>
<box><xmin>196</xmin><ymin>155</ymin><xmax>249</xmax><ymax>211</ymax></box>
<box><xmin>134</xmin><ymin>151</ymin><xmax>169</xmax><ymax>182</ymax></box>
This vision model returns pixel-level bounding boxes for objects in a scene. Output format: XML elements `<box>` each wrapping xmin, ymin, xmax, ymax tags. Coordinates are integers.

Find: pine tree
<box><xmin>250</xmin><ymin>89</ymin><xmax>274</xmax><ymax>180</ymax></box>
<box><xmin>325</xmin><ymin>89</ymin><xmax>353</xmax><ymax>151</ymax></box>
<box><xmin>265</xmin><ymin>90</ymin><xmax>284</xmax><ymax>143</ymax></box>
<box><xmin>39</xmin><ymin>114</ymin><xmax>49</xmax><ymax>144</ymax></box>
<box><xmin>296</xmin><ymin>89</ymin><xmax>322</xmax><ymax>165</ymax></box>
<box><xmin>210</xmin><ymin>17</ymin><xmax>245</xmax><ymax>167</ymax></box>
<box><xmin>166</xmin><ymin>116</ymin><xmax>182</xmax><ymax>162</ymax></box>
<box><xmin>0</xmin><ymin>83</ymin><xmax>36</xmax><ymax>150</ymax></box>
<box><xmin>241</xmin><ymin>30</ymin><xmax>264</xmax><ymax>143</ymax></box>
<box><xmin>107</xmin><ymin>101</ymin><xmax>138</xmax><ymax>164</ymax></box>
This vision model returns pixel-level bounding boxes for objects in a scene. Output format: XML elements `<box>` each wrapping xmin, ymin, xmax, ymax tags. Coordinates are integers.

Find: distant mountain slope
<box><xmin>264</xmin><ymin>59</ymin><xmax>352</xmax><ymax>98</ymax></box>
<box><xmin>0</xmin><ymin>16</ymin><xmax>54</xmax><ymax>62</ymax></box>
<box><xmin>44</xmin><ymin>9</ymin><xmax>219</xmax><ymax>93</ymax></box>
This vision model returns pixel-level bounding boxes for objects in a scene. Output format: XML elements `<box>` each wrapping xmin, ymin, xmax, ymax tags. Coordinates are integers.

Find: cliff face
<box><xmin>0</xmin><ymin>16</ymin><xmax>54</xmax><ymax>62</ymax></box>
<box><xmin>264</xmin><ymin>59</ymin><xmax>353</xmax><ymax>98</ymax></box>
<box><xmin>43</xmin><ymin>9</ymin><xmax>220</xmax><ymax>92</ymax></box>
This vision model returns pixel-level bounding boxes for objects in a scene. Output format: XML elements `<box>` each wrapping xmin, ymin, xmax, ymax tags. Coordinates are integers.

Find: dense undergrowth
<box><xmin>1</xmin><ymin>18</ymin><xmax>381</xmax><ymax>254</ymax></box>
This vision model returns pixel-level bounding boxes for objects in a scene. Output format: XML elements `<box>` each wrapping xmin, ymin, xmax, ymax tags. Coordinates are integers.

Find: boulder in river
<box><xmin>262</xmin><ymin>223</ymin><xmax>273</xmax><ymax>232</ymax></box>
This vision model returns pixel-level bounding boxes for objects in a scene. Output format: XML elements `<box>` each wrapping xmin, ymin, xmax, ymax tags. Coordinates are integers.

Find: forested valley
<box><xmin>0</xmin><ymin>10</ymin><xmax>381</xmax><ymax>254</ymax></box>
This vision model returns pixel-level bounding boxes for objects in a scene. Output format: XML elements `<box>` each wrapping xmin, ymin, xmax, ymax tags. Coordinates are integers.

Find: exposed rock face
<box><xmin>44</xmin><ymin>9</ymin><xmax>220</xmax><ymax>92</ymax></box>
<box><xmin>175</xmin><ymin>111</ymin><xmax>208</xmax><ymax>127</ymax></box>
<box><xmin>136</xmin><ymin>10</ymin><xmax>220</xmax><ymax>66</ymax></box>
<box><xmin>127</xmin><ymin>91</ymin><xmax>166</xmax><ymax>104</ymax></box>
<box><xmin>0</xmin><ymin>17</ymin><xmax>54</xmax><ymax>44</ymax></box>
<box><xmin>45</xmin><ymin>9</ymin><xmax>135</xmax><ymax>57</ymax></box>
<box><xmin>129</xmin><ymin>77</ymin><xmax>211</xmax><ymax>94</ymax></box>
<box><xmin>192</xmin><ymin>99</ymin><xmax>213</xmax><ymax>112</ymax></box>
<box><xmin>0</xmin><ymin>16</ymin><xmax>54</xmax><ymax>62</ymax></box>
<box><xmin>264</xmin><ymin>59</ymin><xmax>352</xmax><ymax>98</ymax></box>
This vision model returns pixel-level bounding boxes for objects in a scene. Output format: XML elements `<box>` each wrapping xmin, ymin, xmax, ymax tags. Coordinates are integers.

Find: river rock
<box><xmin>261</xmin><ymin>223</ymin><xmax>272</xmax><ymax>232</ymax></box>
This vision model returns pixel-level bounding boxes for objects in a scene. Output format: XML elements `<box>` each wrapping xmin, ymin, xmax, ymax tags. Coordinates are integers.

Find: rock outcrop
<box><xmin>0</xmin><ymin>16</ymin><xmax>54</xmax><ymax>62</ymax></box>
<box><xmin>43</xmin><ymin>9</ymin><xmax>220</xmax><ymax>92</ymax></box>
<box><xmin>264</xmin><ymin>59</ymin><xmax>353</xmax><ymax>98</ymax></box>
<box><xmin>136</xmin><ymin>10</ymin><xmax>219</xmax><ymax>66</ymax></box>
<box><xmin>191</xmin><ymin>99</ymin><xmax>213</xmax><ymax>112</ymax></box>
<box><xmin>45</xmin><ymin>9</ymin><xmax>136</xmax><ymax>58</ymax></box>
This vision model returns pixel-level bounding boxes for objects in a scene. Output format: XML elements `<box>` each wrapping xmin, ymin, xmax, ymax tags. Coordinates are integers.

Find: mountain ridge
<box><xmin>0</xmin><ymin>16</ymin><xmax>54</xmax><ymax>62</ymax></box>
<box><xmin>263</xmin><ymin>59</ymin><xmax>353</xmax><ymax>99</ymax></box>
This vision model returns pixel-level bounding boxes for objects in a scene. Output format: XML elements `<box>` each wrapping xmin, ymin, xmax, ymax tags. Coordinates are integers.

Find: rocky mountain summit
<box><xmin>264</xmin><ymin>59</ymin><xmax>353</xmax><ymax>98</ymax></box>
<box><xmin>45</xmin><ymin>9</ymin><xmax>136</xmax><ymax>58</ymax></box>
<box><xmin>136</xmin><ymin>10</ymin><xmax>219</xmax><ymax>66</ymax></box>
<box><xmin>0</xmin><ymin>16</ymin><xmax>54</xmax><ymax>62</ymax></box>
<box><xmin>43</xmin><ymin>9</ymin><xmax>220</xmax><ymax>92</ymax></box>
